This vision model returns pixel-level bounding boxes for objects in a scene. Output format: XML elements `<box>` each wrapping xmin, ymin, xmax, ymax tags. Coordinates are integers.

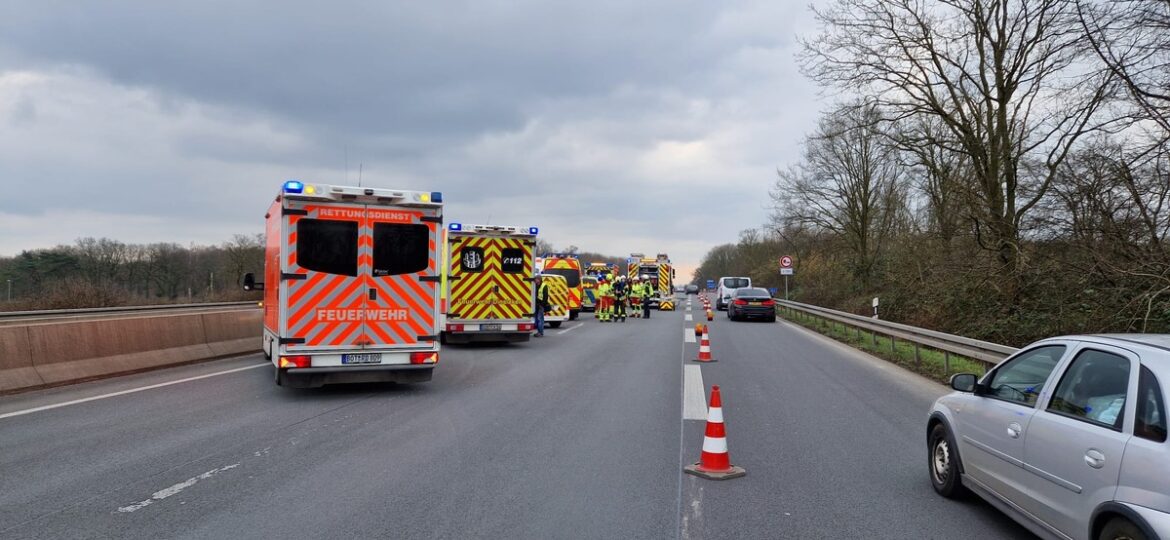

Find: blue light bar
<box><xmin>529</xmin><ymin>227</ymin><xmax>539</xmax><ymax>235</ymax></box>
<box><xmin>283</xmin><ymin>180</ymin><xmax>304</xmax><ymax>194</ymax></box>
<box><xmin>449</xmin><ymin>223</ymin><xmax>462</xmax><ymax>231</ymax></box>
<box><xmin>431</xmin><ymin>192</ymin><xmax>443</xmax><ymax>203</ymax></box>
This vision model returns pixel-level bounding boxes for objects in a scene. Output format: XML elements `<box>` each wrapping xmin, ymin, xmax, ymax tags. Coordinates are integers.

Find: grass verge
<box><xmin>777</xmin><ymin>309</ymin><xmax>989</xmax><ymax>383</ymax></box>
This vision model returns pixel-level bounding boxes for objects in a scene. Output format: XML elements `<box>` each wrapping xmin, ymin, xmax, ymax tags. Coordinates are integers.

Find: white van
<box><xmin>715</xmin><ymin>276</ymin><xmax>751</xmax><ymax>310</ymax></box>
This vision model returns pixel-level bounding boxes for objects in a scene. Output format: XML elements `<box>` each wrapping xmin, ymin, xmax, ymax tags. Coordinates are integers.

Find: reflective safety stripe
<box><xmin>702</xmin><ymin>436</ymin><xmax>728</xmax><ymax>454</ymax></box>
<box><xmin>707</xmin><ymin>406</ymin><xmax>724</xmax><ymax>424</ymax></box>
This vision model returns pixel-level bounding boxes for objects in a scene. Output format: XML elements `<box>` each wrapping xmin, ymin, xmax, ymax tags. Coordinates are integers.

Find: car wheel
<box><xmin>274</xmin><ymin>365</ymin><xmax>283</xmax><ymax>386</ymax></box>
<box><xmin>1100</xmin><ymin>517</ymin><xmax>1147</xmax><ymax>540</ymax></box>
<box><xmin>549</xmin><ymin>321</ymin><xmax>562</xmax><ymax>329</ymax></box>
<box><xmin>929</xmin><ymin>423</ymin><xmax>966</xmax><ymax>498</ymax></box>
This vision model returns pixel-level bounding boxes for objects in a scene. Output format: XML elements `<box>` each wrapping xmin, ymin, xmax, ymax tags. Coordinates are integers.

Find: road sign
<box><xmin>706</xmin><ymin>279</ymin><xmax>715</xmax><ymax>289</ymax></box>
<box><xmin>780</xmin><ymin>268</ymin><xmax>794</xmax><ymax>275</ymax></box>
<box><xmin>769</xmin><ymin>287</ymin><xmax>778</xmax><ymax>296</ymax></box>
<box><xmin>780</xmin><ymin>255</ymin><xmax>793</xmax><ymax>268</ymax></box>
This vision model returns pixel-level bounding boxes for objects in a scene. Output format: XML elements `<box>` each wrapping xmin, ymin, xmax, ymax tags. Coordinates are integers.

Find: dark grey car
<box><xmin>727</xmin><ymin>287</ymin><xmax>776</xmax><ymax>321</ymax></box>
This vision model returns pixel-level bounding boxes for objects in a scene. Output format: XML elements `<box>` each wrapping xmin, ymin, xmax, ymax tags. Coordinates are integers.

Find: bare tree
<box><xmin>772</xmin><ymin>103</ymin><xmax>905</xmax><ymax>286</ymax></box>
<box><xmin>802</xmin><ymin>0</ymin><xmax>1113</xmax><ymax>305</ymax></box>
<box><xmin>1078</xmin><ymin>0</ymin><xmax>1170</xmax><ymax>145</ymax></box>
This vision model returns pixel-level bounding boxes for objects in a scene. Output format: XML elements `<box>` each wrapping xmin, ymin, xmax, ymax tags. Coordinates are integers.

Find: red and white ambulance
<box><xmin>244</xmin><ymin>180</ymin><xmax>443</xmax><ymax>388</ymax></box>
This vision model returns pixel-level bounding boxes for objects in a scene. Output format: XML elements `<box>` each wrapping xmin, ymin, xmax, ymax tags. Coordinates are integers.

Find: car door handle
<box><xmin>1006</xmin><ymin>422</ymin><xmax>1022</xmax><ymax>439</ymax></box>
<box><xmin>1084</xmin><ymin>449</ymin><xmax>1106</xmax><ymax>469</ymax></box>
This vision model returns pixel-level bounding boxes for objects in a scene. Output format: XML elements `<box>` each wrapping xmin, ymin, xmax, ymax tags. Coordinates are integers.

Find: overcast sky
<box><xmin>0</xmin><ymin>0</ymin><xmax>824</xmax><ymax>278</ymax></box>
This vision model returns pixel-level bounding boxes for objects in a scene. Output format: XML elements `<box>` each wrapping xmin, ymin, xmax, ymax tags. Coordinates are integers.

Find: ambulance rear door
<box><xmin>448</xmin><ymin>233</ymin><xmax>535</xmax><ymax>324</ymax></box>
<box><xmin>281</xmin><ymin>201</ymin><xmax>440</xmax><ymax>351</ymax></box>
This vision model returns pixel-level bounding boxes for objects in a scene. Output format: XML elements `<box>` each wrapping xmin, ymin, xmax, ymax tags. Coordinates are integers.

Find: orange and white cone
<box><xmin>684</xmin><ymin>385</ymin><xmax>746</xmax><ymax>480</ymax></box>
<box><xmin>694</xmin><ymin>328</ymin><xmax>716</xmax><ymax>362</ymax></box>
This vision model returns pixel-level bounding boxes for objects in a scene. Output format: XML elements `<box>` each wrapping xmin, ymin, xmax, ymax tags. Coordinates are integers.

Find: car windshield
<box><xmin>542</xmin><ymin>267</ymin><xmax>580</xmax><ymax>287</ymax></box>
<box><xmin>736</xmin><ymin>288</ymin><xmax>770</xmax><ymax>297</ymax></box>
<box><xmin>723</xmin><ymin>278</ymin><xmax>749</xmax><ymax>288</ymax></box>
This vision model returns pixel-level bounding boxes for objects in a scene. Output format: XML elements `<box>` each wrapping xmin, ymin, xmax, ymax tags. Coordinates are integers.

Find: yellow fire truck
<box><xmin>627</xmin><ymin>253</ymin><xmax>675</xmax><ymax>309</ymax></box>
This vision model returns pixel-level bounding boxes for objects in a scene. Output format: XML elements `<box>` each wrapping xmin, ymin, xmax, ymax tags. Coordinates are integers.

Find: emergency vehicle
<box><xmin>538</xmin><ymin>273</ymin><xmax>570</xmax><ymax>328</ymax></box>
<box><xmin>442</xmin><ymin>223</ymin><xmax>538</xmax><ymax>343</ymax></box>
<box><xmin>243</xmin><ymin>180</ymin><xmax>443</xmax><ymax>388</ymax></box>
<box><xmin>540</xmin><ymin>254</ymin><xmax>583</xmax><ymax>320</ymax></box>
<box><xmin>585</xmin><ymin>262</ymin><xmax>610</xmax><ymax>278</ymax></box>
<box><xmin>627</xmin><ymin>253</ymin><xmax>676</xmax><ymax>309</ymax></box>
<box><xmin>581</xmin><ymin>275</ymin><xmax>598</xmax><ymax>312</ymax></box>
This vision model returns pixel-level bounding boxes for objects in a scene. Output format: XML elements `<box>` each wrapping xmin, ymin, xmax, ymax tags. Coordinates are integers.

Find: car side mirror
<box><xmin>950</xmin><ymin>373</ymin><xmax>978</xmax><ymax>393</ymax></box>
<box><xmin>242</xmin><ymin>272</ymin><xmax>264</xmax><ymax>291</ymax></box>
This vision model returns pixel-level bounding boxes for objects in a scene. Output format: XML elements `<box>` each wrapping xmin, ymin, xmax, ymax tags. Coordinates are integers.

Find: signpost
<box><xmin>779</xmin><ymin>255</ymin><xmax>794</xmax><ymax>300</ymax></box>
<box><xmin>872</xmin><ymin>297</ymin><xmax>880</xmax><ymax>319</ymax></box>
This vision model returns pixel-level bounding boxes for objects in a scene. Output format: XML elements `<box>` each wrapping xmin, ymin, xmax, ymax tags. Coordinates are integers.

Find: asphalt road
<box><xmin>0</xmin><ymin>297</ymin><xmax>1035</xmax><ymax>539</ymax></box>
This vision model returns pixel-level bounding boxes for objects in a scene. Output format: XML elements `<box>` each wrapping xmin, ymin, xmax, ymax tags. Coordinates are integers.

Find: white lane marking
<box><xmin>117</xmin><ymin>463</ymin><xmax>240</xmax><ymax>513</ymax></box>
<box><xmin>685</xmin><ymin>313</ymin><xmax>693</xmax><ymax>321</ymax></box>
<box><xmin>684</xmin><ymin>329</ymin><xmax>696</xmax><ymax>343</ymax></box>
<box><xmin>556</xmin><ymin>323</ymin><xmax>581</xmax><ymax>335</ymax></box>
<box><xmin>0</xmin><ymin>363</ymin><xmax>268</xmax><ymax>420</ymax></box>
<box><xmin>683</xmin><ymin>365</ymin><xmax>707</xmax><ymax>420</ymax></box>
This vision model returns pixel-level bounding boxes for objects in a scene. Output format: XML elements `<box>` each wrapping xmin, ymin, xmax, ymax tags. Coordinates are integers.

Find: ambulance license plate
<box><xmin>342</xmin><ymin>353</ymin><xmax>382</xmax><ymax>365</ymax></box>
<box><xmin>481</xmin><ymin>323</ymin><xmax>501</xmax><ymax>331</ymax></box>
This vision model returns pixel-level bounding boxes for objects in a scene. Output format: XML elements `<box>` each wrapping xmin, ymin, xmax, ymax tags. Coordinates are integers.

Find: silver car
<box><xmin>928</xmin><ymin>335</ymin><xmax>1170</xmax><ymax>540</ymax></box>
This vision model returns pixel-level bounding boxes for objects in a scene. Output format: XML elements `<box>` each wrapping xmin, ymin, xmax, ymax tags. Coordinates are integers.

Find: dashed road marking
<box><xmin>684</xmin><ymin>329</ymin><xmax>696</xmax><ymax>343</ymax></box>
<box><xmin>685</xmin><ymin>313</ymin><xmax>693</xmax><ymax>321</ymax></box>
<box><xmin>556</xmin><ymin>323</ymin><xmax>581</xmax><ymax>335</ymax></box>
<box><xmin>117</xmin><ymin>463</ymin><xmax>240</xmax><ymax>513</ymax></box>
<box><xmin>683</xmin><ymin>365</ymin><xmax>707</xmax><ymax>420</ymax></box>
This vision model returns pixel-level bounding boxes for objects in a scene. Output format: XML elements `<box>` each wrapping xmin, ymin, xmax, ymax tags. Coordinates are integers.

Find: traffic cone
<box><xmin>684</xmin><ymin>385</ymin><xmax>745</xmax><ymax>480</ymax></box>
<box><xmin>694</xmin><ymin>328</ymin><xmax>715</xmax><ymax>362</ymax></box>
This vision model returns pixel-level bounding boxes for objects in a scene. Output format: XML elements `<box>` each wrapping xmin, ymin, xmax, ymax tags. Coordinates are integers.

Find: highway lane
<box><xmin>0</xmin><ymin>297</ymin><xmax>1035</xmax><ymax>539</ymax></box>
<box><xmin>680</xmin><ymin>307</ymin><xmax>1032</xmax><ymax>538</ymax></box>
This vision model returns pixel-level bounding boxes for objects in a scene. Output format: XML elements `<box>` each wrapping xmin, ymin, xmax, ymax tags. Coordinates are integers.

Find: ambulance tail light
<box><xmin>447</xmin><ymin>324</ymin><xmax>464</xmax><ymax>332</ymax></box>
<box><xmin>278</xmin><ymin>355</ymin><xmax>311</xmax><ymax>368</ymax></box>
<box><xmin>518</xmin><ymin>323</ymin><xmax>534</xmax><ymax>331</ymax></box>
<box><xmin>410</xmin><ymin>352</ymin><xmax>439</xmax><ymax>365</ymax></box>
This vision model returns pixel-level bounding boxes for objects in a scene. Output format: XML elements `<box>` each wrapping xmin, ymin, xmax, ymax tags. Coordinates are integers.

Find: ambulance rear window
<box><xmin>373</xmin><ymin>224</ymin><xmax>430</xmax><ymax>276</ymax></box>
<box><xmin>298</xmin><ymin>219</ymin><xmax>359</xmax><ymax>276</ymax></box>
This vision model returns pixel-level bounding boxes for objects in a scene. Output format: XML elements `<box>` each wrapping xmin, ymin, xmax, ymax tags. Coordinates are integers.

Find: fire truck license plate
<box><xmin>481</xmin><ymin>323</ymin><xmax>501</xmax><ymax>331</ymax></box>
<box><xmin>342</xmin><ymin>353</ymin><xmax>382</xmax><ymax>365</ymax></box>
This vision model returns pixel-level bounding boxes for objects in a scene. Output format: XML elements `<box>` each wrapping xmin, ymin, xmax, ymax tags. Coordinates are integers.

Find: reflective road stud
<box><xmin>684</xmin><ymin>385</ymin><xmax>746</xmax><ymax>480</ymax></box>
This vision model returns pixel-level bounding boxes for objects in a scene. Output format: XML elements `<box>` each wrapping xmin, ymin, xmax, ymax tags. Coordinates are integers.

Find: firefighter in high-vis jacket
<box><xmin>640</xmin><ymin>278</ymin><xmax>653</xmax><ymax>319</ymax></box>
<box><xmin>629</xmin><ymin>277</ymin><xmax>642</xmax><ymax>318</ymax></box>
<box><xmin>613</xmin><ymin>276</ymin><xmax>628</xmax><ymax>322</ymax></box>
<box><xmin>597</xmin><ymin>278</ymin><xmax>613</xmax><ymax>322</ymax></box>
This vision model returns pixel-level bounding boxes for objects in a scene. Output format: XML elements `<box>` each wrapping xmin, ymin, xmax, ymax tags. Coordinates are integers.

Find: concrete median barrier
<box><xmin>1</xmin><ymin>309</ymin><xmax>261</xmax><ymax>393</ymax></box>
<box><xmin>0</xmin><ymin>326</ymin><xmax>44</xmax><ymax>392</ymax></box>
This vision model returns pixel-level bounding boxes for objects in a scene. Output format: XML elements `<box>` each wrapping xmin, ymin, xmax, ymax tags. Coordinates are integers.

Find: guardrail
<box><xmin>0</xmin><ymin>302</ymin><xmax>258</xmax><ymax>321</ymax></box>
<box><xmin>775</xmin><ymin>299</ymin><xmax>1018</xmax><ymax>370</ymax></box>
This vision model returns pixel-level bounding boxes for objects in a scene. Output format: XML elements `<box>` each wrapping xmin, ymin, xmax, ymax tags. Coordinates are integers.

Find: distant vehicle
<box><xmin>626</xmin><ymin>252</ymin><xmax>675</xmax><ymax>309</ymax></box>
<box><xmin>243</xmin><ymin>180</ymin><xmax>442</xmax><ymax>388</ymax></box>
<box><xmin>685</xmin><ymin>284</ymin><xmax>699</xmax><ymax>295</ymax></box>
<box><xmin>581</xmin><ymin>275</ymin><xmax>598</xmax><ymax>312</ymax></box>
<box><xmin>537</xmin><ymin>273</ymin><xmax>570</xmax><ymax>329</ymax></box>
<box><xmin>928</xmin><ymin>335</ymin><xmax>1170</xmax><ymax>540</ymax></box>
<box><xmin>541</xmin><ymin>254</ymin><xmax>583</xmax><ymax>320</ymax></box>
<box><xmin>726</xmin><ymin>287</ymin><xmax>775</xmax><ymax>321</ymax></box>
<box><xmin>715</xmin><ymin>276</ymin><xmax>751</xmax><ymax>310</ymax></box>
